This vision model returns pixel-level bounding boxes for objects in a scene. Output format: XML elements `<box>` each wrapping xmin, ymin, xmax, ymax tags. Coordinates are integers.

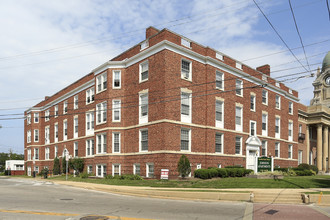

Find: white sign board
<box><xmin>160</xmin><ymin>169</ymin><xmax>169</xmax><ymax>180</ymax></box>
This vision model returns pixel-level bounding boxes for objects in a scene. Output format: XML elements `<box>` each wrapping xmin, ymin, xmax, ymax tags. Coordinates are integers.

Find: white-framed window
<box><xmin>299</xmin><ymin>124</ymin><xmax>302</xmax><ymax>134</ymax></box>
<box><xmin>262</xmin><ymin>113</ymin><xmax>268</xmax><ymax>136</ymax></box>
<box><xmin>236</xmin><ymin>79</ymin><xmax>243</xmax><ymax>96</ymax></box>
<box><xmin>197</xmin><ymin>164</ymin><xmax>202</xmax><ymax>169</ymax></box>
<box><xmin>181</xmin><ymin>59</ymin><xmax>192</xmax><ymax>80</ymax></box>
<box><xmin>45</xmin><ymin>147</ymin><xmax>50</xmax><ymax>160</ymax></box>
<box><xmin>261</xmin><ymin>140</ymin><xmax>267</xmax><ymax>156</ymax></box>
<box><xmin>140</xmin><ymin>129</ymin><xmax>148</xmax><ymax>152</ymax></box>
<box><xmin>27</xmin><ymin>149</ymin><xmax>31</xmax><ymax>160</ymax></box>
<box><xmin>63</xmin><ymin>101</ymin><xmax>68</xmax><ymax>114</ymax></box>
<box><xmin>112</xmin><ymin>164</ymin><xmax>121</xmax><ymax>176</ymax></box>
<box><xmin>262</xmin><ymin>90</ymin><xmax>268</xmax><ymax>105</ymax></box>
<box><xmin>86</xmin><ymin>112</ymin><xmax>94</xmax><ymax>135</ymax></box>
<box><xmin>54</xmin><ymin>123</ymin><xmax>58</xmax><ymax>142</ymax></box>
<box><xmin>215</xmin><ymin>99</ymin><xmax>224</xmax><ymax>128</ymax></box>
<box><xmin>133</xmin><ymin>164</ymin><xmax>140</xmax><ymax>175</ymax></box>
<box><xmin>215</xmin><ymin>133</ymin><xmax>223</xmax><ymax>153</ymax></box>
<box><xmin>112</xmin><ymin>132</ymin><xmax>120</xmax><ymax>153</ymax></box>
<box><xmin>74</xmin><ymin>116</ymin><xmax>78</xmax><ymax>138</ymax></box>
<box><xmin>74</xmin><ymin>95</ymin><xmax>79</xmax><ymax>109</ymax></box>
<box><xmin>289</xmin><ymin>89</ymin><xmax>293</xmax><ymax>94</ymax></box>
<box><xmin>275</xmin><ymin>142</ymin><xmax>280</xmax><ymax>158</ymax></box>
<box><xmin>180</xmin><ymin>128</ymin><xmax>191</xmax><ymax>151</ymax></box>
<box><xmin>63</xmin><ymin>120</ymin><xmax>67</xmax><ymax>140</ymax></box>
<box><xmin>96</xmin><ymin>164</ymin><xmax>107</xmax><ymax>177</ymax></box>
<box><xmin>250</xmin><ymin>94</ymin><xmax>256</xmax><ymax>111</ymax></box>
<box><xmin>86</xmin><ymin>88</ymin><xmax>95</xmax><ymax>104</ymax></box>
<box><xmin>34</xmin><ymin>148</ymin><xmax>39</xmax><ymax>160</ymax></box>
<box><xmin>139</xmin><ymin>93</ymin><xmax>148</xmax><ymax>124</ymax></box>
<box><xmin>181</xmin><ymin>38</ymin><xmax>191</xmax><ymax>47</ymax></box>
<box><xmin>288</xmin><ymin>121</ymin><xmax>293</xmax><ymax>141</ymax></box>
<box><xmin>87</xmin><ymin>165</ymin><xmax>93</xmax><ymax>174</ymax></box>
<box><xmin>45</xmin><ymin>110</ymin><xmax>50</xmax><ymax>121</ymax></box>
<box><xmin>113</xmin><ymin>70</ymin><xmax>121</xmax><ymax>89</ymax></box>
<box><xmin>216</xmin><ymin>71</ymin><xmax>223</xmax><ymax>90</ymax></box>
<box><xmin>34</xmin><ymin>166</ymin><xmax>39</xmax><ymax>173</ymax></box>
<box><xmin>298</xmin><ymin>150</ymin><xmax>303</xmax><ymax>164</ymax></box>
<box><xmin>288</xmin><ymin>144</ymin><xmax>293</xmax><ymax>159</ymax></box>
<box><xmin>275</xmin><ymin>95</ymin><xmax>281</xmax><ymax>109</ymax></box>
<box><xmin>74</xmin><ymin>142</ymin><xmax>78</xmax><ymax>157</ymax></box>
<box><xmin>55</xmin><ymin>146</ymin><xmax>58</xmax><ymax>158</ymax></box>
<box><xmin>276</xmin><ymin>82</ymin><xmax>280</xmax><ymax>87</ymax></box>
<box><xmin>27</xmin><ymin>130</ymin><xmax>31</xmax><ymax>143</ymax></box>
<box><xmin>262</xmin><ymin>75</ymin><xmax>268</xmax><ymax>82</ymax></box>
<box><xmin>34</xmin><ymin>129</ymin><xmax>39</xmax><ymax>142</ymax></box>
<box><xmin>27</xmin><ymin>114</ymin><xmax>31</xmax><ymax>124</ymax></box>
<box><xmin>34</xmin><ymin>113</ymin><xmax>39</xmax><ymax>123</ymax></box>
<box><xmin>140</xmin><ymin>61</ymin><xmax>149</xmax><ymax>82</ymax></box>
<box><xmin>181</xmin><ymin>91</ymin><xmax>192</xmax><ymax>123</ymax></box>
<box><xmin>146</xmin><ymin>163</ymin><xmax>154</xmax><ymax>178</ymax></box>
<box><xmin>140</xmin><ymin>40</ymin><xmax>149</xmax><ymax>50</ymax></box>
<box><xmin>112</xmin><ymin>100</ymin><xmax>121</xmax><ymax>122</ymax></box>
<box><xmin>96</xmin><ymin>71</ymin><xmax>107</xmax><ymax>92</ymax></box>
<box><xmin>27</xmin><ymin>166</ymin><xmax>31</xmax><ymax>176</ymax></box>
<box><xmin>96</xmin><ymin>133</ymin><xmax>107</xmax><ymax>154</ymax></box>
<box><xmin>96</xmin><ymin>102</ymin><xmax>107</xmax><ymax>124</ymax></box>
<box><xmin>45</xmin><ymin>126</ymin><xmax>50</xmax><ymax>144</ymax></box>
<box><xmin>289</xmin><ymin>101</ymin><xmax>293</xmax><ymax>114</ymax></box>
<box><xmin>216</xmin><ymin>52</ymin><xmax>223</xmax><ymax>60</ymax></box>
<box><xmin>250</xmin><ymin>121</ymin><xmax>256</xmax><ymax>136</ymax></box>
<box><xmin>86</xmin><ymin>139</ymin><xmax>95</xmax><ymax>156</ymax></box>
<box><xmin>235</xmin><ymin>106</ymin><xmax>242</xmax><ymax>132</ymax></box>
<box><xmin>236</xmin><ymin>62</ymin><xmax>242</xmax><ymax>70</ymax></box>
<box><xmin>54</xmin><ymin>105</ymin><xmax>58</xmax><ymax>118</ymax></box>
<box><xmin>235</xmin><ymin>136</ymin><xmax>242</xmax><ymax>155</ymax></box>
<box><xmin>275</xmin><ymin>117</ymin><xmax>280</xmax><ymax>139</ymax></box>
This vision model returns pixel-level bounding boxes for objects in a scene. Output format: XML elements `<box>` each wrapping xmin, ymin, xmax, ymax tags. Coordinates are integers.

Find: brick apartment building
<box><xmin>24</xmin><ymin>27</ymin><xmax>305</xmax><ymax>178</ymax></box>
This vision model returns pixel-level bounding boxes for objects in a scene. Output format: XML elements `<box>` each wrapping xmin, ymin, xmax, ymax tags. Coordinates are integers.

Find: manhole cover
<box><xmin>60</xmin><ymin>198</ymin><xmax>73</xmax><ymax>201</ymax></box>
<box><xmin>265</xmin><ymin>209</ymin><xmax>279</xmax><ymax>215</ymax></box>
<box><xmin>80</xmin><ymin>215</ymin><xmax>109</xmax><ymax>220</ymax></box>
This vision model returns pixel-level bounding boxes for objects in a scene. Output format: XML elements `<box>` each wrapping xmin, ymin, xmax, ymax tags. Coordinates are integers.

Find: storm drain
<box><xmin>80</xmin><ymin>215</ymin><xmax>109</xmax><ymax>220</ymax></box>
<box><xmin>265</xmin><ymin>209</ymin><xmax>279</xmax><ymax>215</ymax></box>
<box><xmin>60</xmin><ymin>198</ymin><xmax>73</xmax><ymax>201</ymax></box>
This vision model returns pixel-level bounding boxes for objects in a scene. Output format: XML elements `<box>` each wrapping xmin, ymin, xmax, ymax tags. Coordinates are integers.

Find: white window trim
<box><xmin>275</xmin><ymin>142</ymin><xmax>280</xmax><ymax>158</ymax></box>
<box><xmin>96</xmin><ymin>102</ymin><xmax>107</xmax><ymax>125</ymax></box>
<box><xmin>74</xmin><ymin>142</ymin><xmax>78</xmax><ymax>157</ymax></box>
<box><xmin>139</xmin><ymin>60</ymin><xmax>149</xmax><ymax>83</ymax></box>
<box><xmin>63</xmin><ymin>101</ymin><xmax>68</xmax><ymax>114</ymax></box>
<box><xmin>45</xmin><ymin>110</ymin><xmax>50</xmax><ymax>122</ymax></box>
<box><xmin>96</xmin><ymin>71</ymin><xmax>107</xmax><ymax>93</ymax></box>
<box><xmin>96</xmin><ymin>133</ymin><xmax>107</xmax><ymax>154</ymax></box>
<box><xmin>54</xmin><ymin>123</ymin><xmax>58</xmax><ymax>143</ymax></box>
<box><xmin>262</xmin><ymin>113</ymin><xmax>268</xmax><ymax>136</ymax></box>
<box><xmin>288</xmin><ymin>144</ymin><xmax>293</xmax><ymax>159</ymax></box>
<box><xmin>215</xmin><ymin>70</ymin><xmax>224</xmax><ymax>90</ymax></box>
<box><xmin>275</xmin><ymin>116</ymin><xmax>281</xmax><ymax>139</ymax></box>
<box><xmin>34</xmin><ymin>113</ymin><xmax>39</xmax><ymax>123</ymax></box>
<box><xmin>181</xmin><ymin>59</ymin><xmax>192</xmax><ymax>81</ymax></box>
<box><xmin>27</xmin><ymin>166</ymin><xmax>31</xmax><ymax>176</ymax></box>
<box><xmin>180</xmin><ymin>128</ymin><xmax>191</xmax><ymax>152</ymax></box>
<box><xmin>139</xmin><ymin>129</ymin><xmax>148</xmax><ymax>152</ymax></box>
<box><xmin>27</xmin><ymin>130</ymin><xmax>31</xmax><ymax>143</ymax></box>
<box><xmin>112</xmin><ymin>164</ymin><xmax>121</xmax><ymax>176</ymax></box>
<box><xmin>45</xmin><ymin>126</ymin><xmax>50</xmax><ymax>144</ymax></box>
<box><xmin>63</xmin><ymin>120</ymin><xmax>68</xmax><ymax>141</ymax></box>
<box><xmin>216</xmin><ymin>52</ymin><xmax>223</xmax><ymax>61</ymax></box>
<box><xmin>74</xmin><ymin>116</ymin><xmax>78</xmax><ymax>138</ymax></box>
<box><xmin>288</xmin><ymin>121</ymin><xmax>293</xmax><ymax>141</ymax></box>
<box><xmin>289</xmin><ymin>101</ymin><xmax>293</xmax><ymax>115</ymax></box>
<box><xmin>27</xmin><ymin>149</ymin><xmax>31</xmax><ymax>160</ymax></box>
<box><xmin>34</xmin><ymin>148</ymin><xmax>39</xmax><ymax>160</ymax></box>
<box><xmin>235</xmin><ymin>136</ymin><xmax>242</xmax><ymax>155</ymax></box>
<box><xmin>215</xmin><ymin>99</ymin><xmax>224</xmax><ymax>128</ymax></box>
<box><xmin>139</xmin><ymin>91</ymin><xmax>148</xmax><ymax>124</ymax></box>
<box><xmin>235</xmin><ymin>105</ymin><xmax>243</xmax><ymax>132</ymax></box>
<box><xmin>181</xmin><ymin>89</ymin><xmax>192</xmax><ymax>123</ymax></box>
<box><xmin>262</xmin><ymin>90</ymin><xmax>268</xmax><ymax>105</ymax></box>
<box><xmin>34</xmin><ymin>129</ymin><xmax>39</xmax><ymax>142</ymax></box>
<box><xmin>112</xmin><ymin>100</ymin><xmax>121</xmax><ymax>122</ymax></box>
<box><xmin>250</xmin><ymin>120</ymin><xmax>256</xmax><ymax>136</ymax></box>
<box><xmin>250</xmin><ymin>94</ymin><xmax>256</xmax><ymax>112</ymax></box>
<box><xmin>45</xmin><ymin>147</ymin><xmax>50</xmax><ymax>160</ymax></box>
<box><xmin>236</xmin><ymin>79</ymin><xmax>243</xmax><ymax>97</ymax></box>
<box><xmin>54</xmin><ymin>105</ymin><xmax>58</xmax><ymax>118</ymax></box>
<box><xmin>112</xmin><ymin>132</ymin><xmax>121</xmax><ymax>153</ymax></box>
<box><xmin>140</xmin><ymin>40</ymin><xmax>149</xmax><ymax>50</ymax></box>
<box><xmin>236</xmin><ymin>62</ymin><xmax>242</xmax><ymax>70</ymax></box>
<box><xmin>275</xmin><ymin>95</ymin><xmax>281</xmax><ymax>110</ymax></box>
<box><xmin>181</xmin><ymin>38</ymin><xmax>191</xmax><ymax>48</ymax></box>
<box><xmin>261</xmin><ymin>140</ymin><xmax>267</xmax><ymax>157</ymax></box>
<box><xmin>86</xmin><ymin>88</ymin><xmax>95</xmax><ymax>105</ymax></box>
<box><xmin>96</xmin><ymin>164</ymin><xmax>107</xmax><ymax>177</ymax></box>
<box><xmin>86</xmin><ymin>139</ymin><xmax>94</xmax><ymax>157</ymax></box>
<box><xmin>86</xmin><ymin>111</ymin><xmax>94</xmax><ymax>135</ymax></box>
<box><xmin>27</xmin><ymin>114</ymin><xmax>31</xmax><ymax>125</ymax></box>
<box><xmin>133</xmin><ymin>163</ymin><xmax>140</xmax><ymax>175</ymax></box>
<box><xmin>74</xmin><ymin>95</ymin><xmax>79</xmax><ymax>109</ymax></box>
<box><xmin>112</xmin><ymin>70</ymin><xmax>121</xmax><ymax>89</ymax></box>
<box><xmin>146</xmin><ymin>163</ymin><xmax>154</xmax><ymax>178</ymax></box>
<box><xmin>215</xmin><ymin>132</ymin><xmax>223</xmax><ymax>154</ymax></box>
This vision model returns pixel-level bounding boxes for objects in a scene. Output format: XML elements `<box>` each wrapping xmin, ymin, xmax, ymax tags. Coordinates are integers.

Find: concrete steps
<box><xmin>253</xmin><ymin>192</ymin><xmax>303</xmax><ymax>204</ymax></box>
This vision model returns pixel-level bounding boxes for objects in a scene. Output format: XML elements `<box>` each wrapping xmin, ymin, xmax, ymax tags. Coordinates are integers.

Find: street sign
<box><xmin>160</xmin><ymin>169</ymin><xmax>169</xmax><ymax>180</ymax></box>
<box><xmin>257</xmin><ymin>157</ymin><xmax>272</xmax><ymax>172</ymax></box>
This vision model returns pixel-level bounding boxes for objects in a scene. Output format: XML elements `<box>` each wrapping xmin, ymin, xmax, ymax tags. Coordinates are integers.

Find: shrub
<box><xmin>216</xmin><ymin>168</ymin><xmax>228</xmax><ymax>178</ymax></box>
<box><xmin>274</xmin><ymin>168</ymin><xmax>288</xmax><ymax>173</ymax></box>
<box><xmin>295</xmin><ymin>170</ymin><xmax>314</xmax><ymax>176</ymax></box>
<box><xmin>177</xmin><ymin>155</ymin><xmax>191</xmax><ymax>178</ymax></box>
<box><xmin>245</xmin><ymin>169</ymin><xmax>254</xmax><ymax>175</ymax></box>
<box><xmin>225</xmin><ymin>165</ymin><xmax>243</xmax><ymax>168</ymax></box>
<box><xmin>208</xmin><ymin>168</ymin><xmax>218</xmax><ymax>178</ymax></box>
<box><xmin>310</xmin><ymin>165</ymin><xmax>319</xmax><ymax>174</ymax></box>
<box><xmin>69</xmin><ymin>158</ymin><xmax>84</xmax><ymax>175</ymax></box>
<box><xmin>298</xmin><ymin>163</ymin><xmax>310</xmax><ymax>170</ymax></box>
<box><xmin>53</xmin><ymin>157</ymin><xmax>60</xmax><ymax>175</ymax></box>
<box><xmin>105</xmin><ymin>174</ymin><xmax>114</xmax><ymax>179</ymax></box>
<box><xmin>194</xmin><ymin>169</ymin><xmax>211</xmax><ymax>179</ymax></box>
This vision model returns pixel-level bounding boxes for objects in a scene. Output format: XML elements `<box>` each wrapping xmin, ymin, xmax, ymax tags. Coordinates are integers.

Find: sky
<box><xmin>0</xmin><ymin>0</ymin><xmax>329</xmax><ymax>154</ymax></box>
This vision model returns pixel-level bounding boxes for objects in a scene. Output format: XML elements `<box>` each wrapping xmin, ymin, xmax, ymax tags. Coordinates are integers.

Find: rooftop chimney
<box><xmin>257</xmin><ymin>64</ymin><xmax>270</xmax><ymax>76</ymax></box>
<box><xmin>146</xmin><ymin>26</ymin><xmax>160</xmax><ymax>39</ymax></box>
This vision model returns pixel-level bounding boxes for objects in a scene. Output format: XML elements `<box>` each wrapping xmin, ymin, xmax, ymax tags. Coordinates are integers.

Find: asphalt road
<box><xmin>0</xmin><ymin>177</ymin><xmax>248</xmax><ymax>220</ymax></box>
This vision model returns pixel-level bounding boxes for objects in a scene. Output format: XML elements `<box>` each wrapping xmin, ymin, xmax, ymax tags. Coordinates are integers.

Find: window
<box><xmin>112</xmin><ymin>132</ymin><xmax>120</xmax><ymax>153</ymax></box>
<box><xmin>140</xmin><ymin>40</ymin><xmax>149</xmax><ymax>50</ymax></box>
<box><xmin>275</xmin><ymin>117</ymin><xmax>280</xmax><ymax>138</ymax></box>
<box><xmin>34</xmin><ymin>113</ymin><xmax>39</xmax><ymax>123</ymax></box>
<box><xmin>96</xmin><ymin>165</ymin><xmax>107</xmax><ymax>177</ymax></box>
<box><xmin>45</xmin><ymin>110</ymin><xmax>50</xmax><ymax>121</ymax></box>
<box><xmin>140</xmin><ymin>61</ymin><xmax>149</xmax><ymax>82</ymax></box>
<box><xmin>275</xmin><ymin>95</ymin><xmax>281</xmax><ymax>109</ymax></box>
<box><xmin>34</xmin><ymin>148</ymin><xmax>39</xmax><ymax>160</ymax></box>
<box><xmin>262</xmin><ymin>90</ymin><xmax>268</xmax><ymax>105</ymax></box>
<box><xmin>86</xmin><ymin>112</ymin><xmax>94</xmax><ymax>135</ymax></box>
<box><xmin>86</xmin><ymin>139</ymin><xmax>95</xmax><ymax>156</ymax></box>
<box><xmin>140</xmin><ymin>129</ymin><xmax>148</xmax><ymax>152</ymax></box>
<box><xmin>298</xmin><ymin>150</ymin><xmax>303</xmax><ymax>164</ymax></box>
<box><xmin>54</xmin><ymin>123</ymin><xmax>58</xmax><ymax>142</ymax></box>
<box><xmin>134</xmin><ymin>164</ymin><xmax>140</xmax><ymax>175</ymax></box>
<box><xmin>215</xmin><ymin>100</ymin><xmax>223</xmax><ymax>128</ymax></box>
<box><xmin>45</xmin><ymin>126</ymin><xmax>50</xmax><ymax>144</ymax></box>
<box><xmin>261</xmin><ymin>140</ymin><xmax>267</xmax><ymax>156</ymax></box>
<box><xmin>250</xmin><ymin>121</ymin><xmax>256</xmax><ymax>136</ymax></box>
<box><xmin>146</xmin><ymin>163</ymin><xmax>154</xmax><ymax>178</ymax></box>
<box><xmin>289</xmin><ymin>89</ymin><xmax>293</xmax><ymax>94</ymax></box>
<box><xmin>27</xmin><ymin>149</ymin><xmax>31</xmax><ymax>160</ymax></box>
<box><xmin>27</xmin><ymin>130</ymin><xmax>31</xmax><ymax>143</ymax></box>
<box><xmin>275</xmin><ymin>142</ymin><xmax>280</xmax><ymax>158</ymax></box>
<box><xmin>97</xmin><ymin>134</ymin><xmax>107</xmax><ymax>154</ymax></box>
<box><xmin>181</xmin><ymin>59</ymin><xmax>191</xmax><ymax>80</ymax></box>
<box><xmin>288</xmin><ymin>144</ymin><xmax>293</xmax><ymax>159</ymax></box>
<box><xmin>74</xmin><ymin>116</ymin><xmax>78</xmax><ymax>138</ymax></box>
<box><xmin>27</xmin><ymin>167</ymin><xmax>31</xmax><ymax>176</ymax></box>
<box><xmin>236</xmin><ymin>79</ymin><xmax>243</xmax><ymax>96</ymax></box>
<box><xmin>288</xmin><ymin>121</ymin><xmax>293</xmax><ymax>141</ymax></box>
<box><xmin>215</xmin><ymin>133</ymin><xmax>223</xmax><ymax>153</ymax></box>
<box><xmin>262</xmin><ymin>113</ymin><xmax>267</xmax><ymax>136</ymax></box>
<box><xmin>113</xmin><ymin>70</ymin><xmax>121</xmax><ymax>89</ymax></box>
<box><xmin>34</xmin><ymin>129</ymin><xmax>39</xmax><ymax>142</ymax></box>
<box><xmin>54</xmin><ymin>105</ymin><xmax>58</xmax><ymax>117</ymax></box>
<box><xmin>96</xmin><ymin>72</ymin><xmax>107</xmax><ymax>92</ymax></box>
<box><xmin>181</xmin><ymin>38</ymin><xmax>191</xmax><ymax>47</ymax></box>
<box><xmin>62</xmin><ymin>120</ymin><xmax>67</xmax><ymax>140</ymax></box>
<box><xmin>139</xmin><ymin>93</ymin><xmax>148</xmax><ymax>124</ymax></box>
<box><xmin>235</xmin><ymin>136</ymin><xmax>242</xmax><ymax>154</ymax></box>
<box><xmin>299</xmin><ymin>124</ymin><xmax>302</xmax><ymax>134</ymax></box>
<box><xmin>45</xmin><ymin>147</ymin><xmax>50</xmax><ymax>160</ymax></box>
<box><xmin>74</xmin><ymin>142</ymin><xmax>78</xmax><ymax>157</ymax></box>
<box><xmin>112</xmin><ymin>164</ymin><xmax>121</xmax><ymax>176</ymax></box>
<box><xmin>197</xmin><ymin>164</ymin><xmax>202</xmax><ymax>169</ymax></box>
<box><xmin>181</xmin><ymin>91</ymin><xmax>191</xmax><ymax>123</ymax></box>
<box><xmin>63</xmin><ymin>101</ymin><xmax>68</xmax><ymax>114</ymax></box>
<box><xmin>216</xmin><ymin>52</ymin><xmax>223</xmax><ymax>60</ymax></box>
<box><xmin>276</xmin><ymin>82</ymin><xmax>280</xmax><ymax>87</ymax></box>
<box><xmin>27</xmin><ymin>114</ymin><xmax>31</xmax><ymax>124</ymax></box>
<box><xmin>55</xmin><ymin>146</ymin><xmax>58</xmax><ymax>158</ymax></box>
<box><xmin>250</xmin><ymin>94</ymin><xmax>256</xmax><ymax>111</ymax></box>
<box><xmin>289</xmin><ymin>101</ymin><xmax>293</xmax><ymax>114</ymax></box>
<box><xmin>86</xmin><ymin>88</ymin><xmax>95</xmax><ymax>104</ymax></box>
<box><xmin>262</xmin><ymin>75</ymin><xmax>268</xmax><ymax>82</ymax></box>
<box><xmin>87</xmin><ymin>165</ymin><xmax>93</xmax><ymax>174</ymax></box>
<box><xmin>96</xmin><ymin>102</ymin><xmax>107</xmax><ymax>124</ymax></box>
<box><xmin>112</xmin><ymin>100</ymin><xmax>121</xmax><ymax>122</ymax></box>
<box><xmin>181</xmin><ymin>128</ymin><xmax>190</xmax><ymax>151</ymax></box>
<box><xmin>236</xmin><ymin>62</ymin><xmax>242</xmax><ymax>70</ymax></box>
<box><xmin>34</xmin><ymin>166</ymin><xmax>39</xmax><ymax>173</ymax></box>
<box><xmin>216</xmin><ymin>71</ymin><xmax>223</xmax><ymax>89</ymax></box>
<box><xmin>235</xmin><ymin>106</ymin><xmax>242</xmax><ymax>131</ymax></box>
<box><xmin>74</xmin><ymin>95</ymin><xmax>79</xmax><ymax>109</ymax></box>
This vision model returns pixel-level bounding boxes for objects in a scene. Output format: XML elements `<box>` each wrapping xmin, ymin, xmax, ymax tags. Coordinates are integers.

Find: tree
<box><xmin>53</xmin><ymin>157</ymin><xmax>60</xmax><ymax>175</ymax></box>
<box><xmin>69</xmin><ymin>158</ymin><xmax>84</xmax><ymax>175</ymax></box>
<box><xmin>177</xmin><ymin>155</ymin><xmax>191</xmax><ymax>178</ymax></box>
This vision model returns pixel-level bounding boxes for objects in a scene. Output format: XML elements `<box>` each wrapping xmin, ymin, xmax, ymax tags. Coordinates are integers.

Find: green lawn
<box><xmin>44</xmin><ymin>175</ymin><xmax>330</xmax><ymax>189</ymax></box>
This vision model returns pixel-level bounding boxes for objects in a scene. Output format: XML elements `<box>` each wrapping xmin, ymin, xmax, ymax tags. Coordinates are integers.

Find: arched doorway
<box><xmin>245</xmin><ymin>136</ymin><xmax>261</xmax><ymax>173</ymax></box>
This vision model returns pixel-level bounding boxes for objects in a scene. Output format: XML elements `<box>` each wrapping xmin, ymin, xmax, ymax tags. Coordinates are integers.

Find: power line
<box><xmin>327</xmin><ymin>0</ymin><xmax>330</xmax><ymax>20</ymax></box>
